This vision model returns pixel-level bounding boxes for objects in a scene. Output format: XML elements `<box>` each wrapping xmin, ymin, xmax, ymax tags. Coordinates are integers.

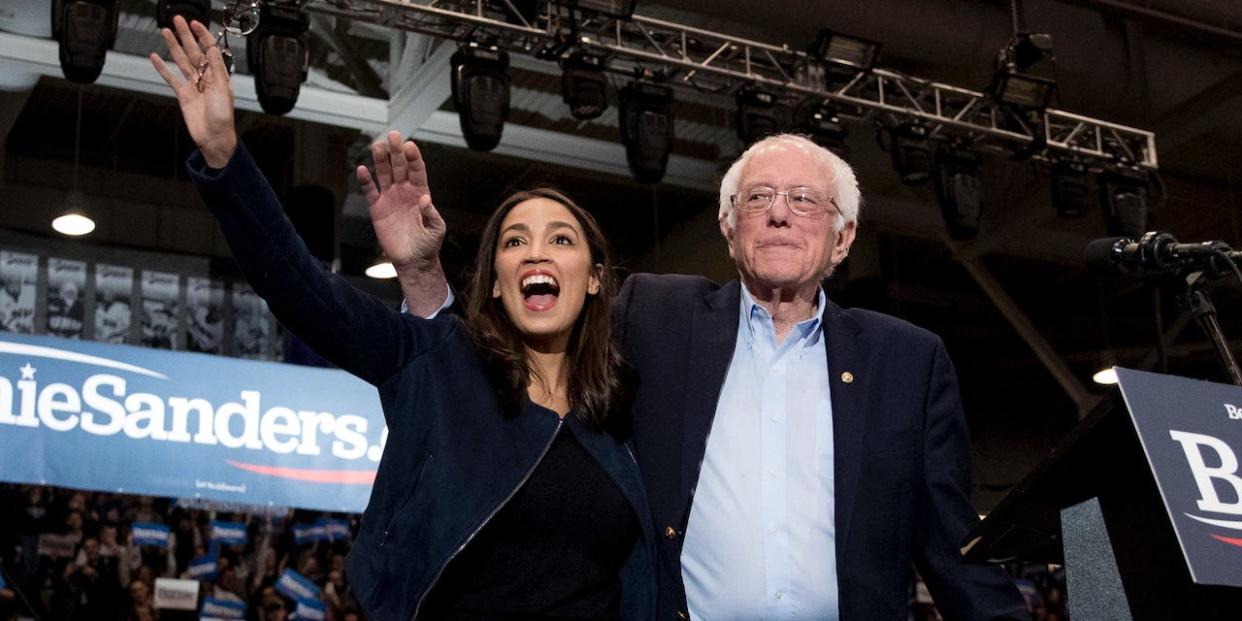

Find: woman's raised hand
<box><xmin>358</xmin><ymin>132</ymin><xmax>446</xmax><ymax>271</ymax></box>
<box><xmin>149</xmin><ymin>15</ymin><xmax>237</xmax><ymax>168</ymax></box>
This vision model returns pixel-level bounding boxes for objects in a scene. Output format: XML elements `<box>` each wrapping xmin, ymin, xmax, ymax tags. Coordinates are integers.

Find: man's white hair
<box><xmin>718</xmin><ymin>134</ymin><xmax>861</xmax><ymax>232</ymax></box>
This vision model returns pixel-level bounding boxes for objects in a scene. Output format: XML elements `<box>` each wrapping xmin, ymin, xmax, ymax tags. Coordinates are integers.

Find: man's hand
<box><xmin>358</xmin><ymin>132</ymin><xmax>450</xmax><ymax>316</ymax></box>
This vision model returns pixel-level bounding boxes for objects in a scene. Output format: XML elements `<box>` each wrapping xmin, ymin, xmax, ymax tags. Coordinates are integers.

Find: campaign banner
<box><xmin>141</xmin><ymin>271</ymin><xmax>180</xmax><ymax>350</ymax></box>
<box><xmin>292</xmin><ymin>520</ymin><xmax>328</xmax><ymax>546</ymax></box>
<box><xmin>275</xmin><ymin>569</ymin><xmax>319</xmax><ymax>603</ymax></box>
<box><xmin>0</xmin><ymin>331</ymin><xmax>385</xmax><ymax>513</ymax></box>
<box><xmin>153</xmin><ymin>578</ymin><xmax>199</xmax><ymax>610</ymax></box>
<box><xmin>294</xmin><ymin>598</ymin><xmax>326</xmax><ymax>621</ymax></box>
<box><xmin>187</xmin><ymin>553</ymin><xmax>217</xmax><ymax>581</ymax></box>
<box><xmin>200</xmin><ymin>596</ymin><xmax>246</xmax><ymax>619</ymax></box>
<box><xmin>0</xmin><ymin>567</ymin><xmax>7</xmax><ymax>590</ymax></box>
<box><xmin>94</xmin><ymin>264</ymin><xmax>133</xmax><ymax>344</ymax></box>
<box><xmin>1116</xmin><ymin>368</ymin><xmax>1242</xmax><ymax>587</ymax></box>
<box><xmin>0</xmin><ymin>250</ymin><xmax>37</xmax><ymax>334</ymax></box>
<box><xmin>132</xmin><ymin>522</ymin><xmax>171</xmax><ymax>547</ymax></box>
<box><xmin>186</xmin><ymin>277</ymin><xmax>224</xmax><ymax>355</ymax></box>
<box><xmin>46</xmin><ymin>258</ymin><xmax>86</xmax><ymax>339</ymax></box>
<box><xmin>210</xmin><ymin>520</ymin><xmax>248</xmax><ymax>546</ymax></box>
<box><xmin>323</xmin><ymin>518</ymin><xmax>351</xmax><ymax>541</ymax></box>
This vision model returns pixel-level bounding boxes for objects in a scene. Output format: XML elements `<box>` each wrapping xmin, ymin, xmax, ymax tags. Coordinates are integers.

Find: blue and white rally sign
<box><xmin>275</xmin><ymin>569</ymin><xmax>320</xmax><ymax>603</ymax></box>
<box><xmin>210</xmin><ymin>520</ymin><xmax>248</xmax><ymax>546</ymax></box>
<box><xmin>1117</xmin><ymin>367</ymin><xmax>1242</xmax><ymax>587</ymax></box>
<box><xmin>131</xmin><ymin>522</ymin><xmax>171</xmax><ymax>547</ymax></box>
<box><xmin>0</xmin><ymin>332</ymin><xmax>387</xmax><ymax>513</ymax></box>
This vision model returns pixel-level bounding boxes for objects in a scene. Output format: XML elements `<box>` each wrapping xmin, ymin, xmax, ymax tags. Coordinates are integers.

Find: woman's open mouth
<box><xmin>520</xmin><ymin>272</ymin><xmax>560</xmax><ymax>311</ymax></box>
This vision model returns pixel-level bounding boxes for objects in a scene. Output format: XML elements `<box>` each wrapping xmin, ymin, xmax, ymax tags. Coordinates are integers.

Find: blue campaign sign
<box><xmin>294</xmin><ymin>598</ymin><xmax>327</xmax><ymax>621</ymax></box>
<box><xmin>210</xmin><ymin>520</ymin><xmax>248</xmax><ymax>546</ymax></box>
<box><xmin>131</xmin><ymin>522</ymin><xmax>171</xmax><ymax>547</ymax></box>
<box><xmin>0</xmin><ymin>568</ymin><xmax>7</xmax><ymax>590</ymax></box>
<box><xmin>275</xmin><ymin>569</ymin><xmax>320</xmax><ymax>603</ymax></box>
<box><xmin>292</xmin><ymin>520</ymin><xmax>328</xmax><ymax>546</ymax></box>
<box><xmin>0</xmin><ymin>332</ymin><xmax>386</xmax><ymax>513</ymax></box>
<box><xmin>199</xmin><ymin>596</ymin><xmax>246</xmax><ymax>619</ymax></box>
<box><xmin>323</xmin><ymin>518</ymin><xmax>351</xmax><ymax>541</ymax></box>
<box><xmin>187</xmin><ymin>553</ymin><xmax>217</xmax><ymax>581</ymax></box>
<box><xmin>1116</xmin><ymin>367</ymin><xmax>1242</xmax><ymax>587</ymax></box>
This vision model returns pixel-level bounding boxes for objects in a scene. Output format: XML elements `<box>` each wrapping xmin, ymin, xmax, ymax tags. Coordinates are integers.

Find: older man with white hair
<box><xmin>385</xmin><ymin>133</ymin><xmax>1026</xmax><ymax>621</ymax></box>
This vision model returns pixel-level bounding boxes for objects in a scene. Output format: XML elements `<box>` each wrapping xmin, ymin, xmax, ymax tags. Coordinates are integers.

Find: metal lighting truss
<box><xmin>302</xmin><ymin>0</ymin><xmax>1158</xmax><ymax>169</ymax></box>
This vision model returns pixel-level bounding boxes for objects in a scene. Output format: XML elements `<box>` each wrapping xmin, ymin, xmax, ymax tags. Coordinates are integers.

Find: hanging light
<box><xmin>53</xmin><ymin>88</ymin><xmax>96</xmax><ymax>237</ymax></box>
<box><xmin>53</xmin><ymin>191</ymin><xmax>95</xmax><ymax>236</ymax></box>
<box><xmin>365</xmin><ymin>255</ymin><xmax>397</xmax><ymax>279</ymax></box>
<box><xmin>1092</xmin><ymin>366</ymin><xmax>1118</xmax><ymax>385</ymax></box>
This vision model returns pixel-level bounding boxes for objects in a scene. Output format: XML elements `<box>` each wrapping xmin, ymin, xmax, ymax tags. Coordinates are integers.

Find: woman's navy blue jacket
<box><xmin>188</xmin><ymin>145</ymin><xmax>658</xmax><ymax>621</ymax></box>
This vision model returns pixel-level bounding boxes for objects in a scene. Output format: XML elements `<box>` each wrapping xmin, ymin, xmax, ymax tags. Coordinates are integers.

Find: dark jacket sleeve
<box><xmin>913</xmin><ymin>338</ymin><xmax>1029</xmax><ymax>621</ymax></box>
<box><xmin>187</xmin><ymin>145</ymin><xmax>439</xmax><ymax>387</ymax></box>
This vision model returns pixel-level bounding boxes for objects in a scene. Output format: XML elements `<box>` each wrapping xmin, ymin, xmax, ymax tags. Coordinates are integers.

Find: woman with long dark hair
<box><xmin>150</xmin><ymin>16</ymin><xmax>654</xmax><ymax>621</ymax></box>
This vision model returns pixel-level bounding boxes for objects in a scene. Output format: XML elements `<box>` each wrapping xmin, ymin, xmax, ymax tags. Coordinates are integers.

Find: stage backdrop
<box><xmin>0</xmin><ymin>331</ymin><xmax>386</xmax><ymax>513</ymax></box>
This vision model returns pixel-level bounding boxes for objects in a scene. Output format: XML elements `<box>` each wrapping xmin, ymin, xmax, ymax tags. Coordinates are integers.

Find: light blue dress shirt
<box><xmin>681</xmin><ymin>285</ymin><xmax>838</xmax><ymax>620</ymax></box>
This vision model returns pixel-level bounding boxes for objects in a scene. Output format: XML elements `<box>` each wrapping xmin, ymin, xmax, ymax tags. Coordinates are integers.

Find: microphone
<box><xmin>1086</xmin><ymin>232</ymin><xmax>1239</xmax><ymax>277</ymax></box>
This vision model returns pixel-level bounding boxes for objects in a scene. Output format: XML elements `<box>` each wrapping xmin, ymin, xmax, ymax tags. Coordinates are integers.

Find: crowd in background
<box><xmin>0</xmin><ymin>484</ymin><xmax>360</xmax><ymax>621</ymax></box>
<box><xmin>0</xmin><ymin>483</ymin><xmax>1068</xmax><ymax>621</ymax></box>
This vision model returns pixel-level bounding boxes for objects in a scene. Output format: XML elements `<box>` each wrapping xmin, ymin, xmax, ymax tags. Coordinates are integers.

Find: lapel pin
<box><xmin>841</xmin><ymin>371</ymin><xmax>854</xmax><ymax>383</ymax></box>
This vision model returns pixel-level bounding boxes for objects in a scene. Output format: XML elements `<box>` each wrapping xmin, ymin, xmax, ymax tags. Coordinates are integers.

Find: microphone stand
<box><xmin>1180</xmin><ymin>271</ymin><xmax>1242</xmax><ymax>386</ymax></box>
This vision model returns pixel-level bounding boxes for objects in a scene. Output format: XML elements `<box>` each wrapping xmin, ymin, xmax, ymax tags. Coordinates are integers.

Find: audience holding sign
<box><xmin>0</xmin><ymin>484</ymin><xmax>363</xmax><ymax>621</ymax></box>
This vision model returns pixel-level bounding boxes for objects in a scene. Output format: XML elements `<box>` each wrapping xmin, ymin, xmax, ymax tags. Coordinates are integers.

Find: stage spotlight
<box><xmin>1051</xmin><ymin>160</ymin><xmax>1092</xmax><ymax>218</ymax></box>
<box><xmin>735</xmin><ymin>86</ymin><xmax>779</xmax><ymax>145</ymax></box>
<box><xmin>365</xmin><ymin>255</ymin><xmax>397</xmax><ymax>279</ymax></box>
<box><xmin>619</xmin><ymin>81</ymin><xmax>674</xmax><ymax>184</ymax></box>
<box><xmin>561</xmin><ymin>50</ymin><xmax>607</xmax><ymax>121</ymax></box>
<box><xmin>1099</xmin><ymin>169</ymin><xmax>1149</xmax><ymax>239</ymax></box>
<box><xmin>807</xmin><ymin>28</ymin><xmax>880</xmax><ymax>73</ymax></box>
<box><xmin>882</xmin><ymin>123</ymin><xmax>933</xmax><ymax>185</ymax></box>
<box><xmin>793</xmin><ymin>99</ymin><xmax>848</xmax><ymax>157</ymax></box>
<box><xmin>989</xmin><ymin>32</ymin><xmax>1056</xmax><ymax>110</ymax></box>
<box><xmin>451</xmin><ymin>41</ymin><xmax>511</xmax><ymax>152</ymax></box>
<box><xmin>51</xmin><ymin>0</ymin><xmax>118</xmax><ymax>84</ymax></box>
<box><xmin>156</xmin><ymin>0</ymin><xmax>210</xmax><ymax>29</ymax></box>
<box><xmin>246</xmin><ymin>3</ymin><xmax>309</xmax><ymax>115</ymax></box>
<box><xmin>934</xmin><ymin>149</ymin><xmax>983</xmax><ymax>240</ymax></box>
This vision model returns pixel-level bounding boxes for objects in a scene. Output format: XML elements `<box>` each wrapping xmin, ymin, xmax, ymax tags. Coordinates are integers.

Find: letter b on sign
<box><xmin>1227</xmin><ymin>403</ymin><xmax>1242</xmax><ymax>420</ymax></box>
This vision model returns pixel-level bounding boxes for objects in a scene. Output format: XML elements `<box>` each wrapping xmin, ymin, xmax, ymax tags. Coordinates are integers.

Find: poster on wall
<box><xmin>231</xmin><ymin>283</ymin><xmax>269</xmax><ymax>359</ymax></box>
<box><xmin>0</xmin><ymin>250</ymin><xmax>38</xmax><ymax>334</ymax></box>
<box><xmin>141</xmin><ymin>270</ymin><xmax>180</xmax><ymax>350</ymax></box>
<box><xmin>186</xmin><ymin>276</ymin><xmax>224</xmax><ymax>354</ymax></box>
<box><xmin>46</xmin><ymin>258</ymin><xmax>86</xmax><ymax>339</ymax></box>
<box><xmin>94</xmin><ymin>264</ymin><xmax>133</xmax><ymax>344</ymax></box>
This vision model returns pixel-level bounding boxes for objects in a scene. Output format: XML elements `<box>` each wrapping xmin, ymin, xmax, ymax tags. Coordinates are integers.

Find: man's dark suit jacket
<box><xmin>613</xmin><ymin>274</ymin><xmax>1027</xmax><ymax>621</ymax></box>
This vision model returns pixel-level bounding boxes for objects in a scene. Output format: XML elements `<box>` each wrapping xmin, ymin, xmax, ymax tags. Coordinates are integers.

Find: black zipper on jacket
<box><xmin>410</xmin><ymin>419</ymin><xmax>564</xmax><ymax>621</ymax></box>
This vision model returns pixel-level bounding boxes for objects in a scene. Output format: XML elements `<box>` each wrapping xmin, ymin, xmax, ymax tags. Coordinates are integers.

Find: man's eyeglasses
<box><xmin>195</xmin><ymin>0</ymin><xmax>262</xmax><ymax>91</ymax></box>
<box><xmin>730</xmin><ymin>186</ymin><xmax>839</xmax><ymax>218</ymax></box>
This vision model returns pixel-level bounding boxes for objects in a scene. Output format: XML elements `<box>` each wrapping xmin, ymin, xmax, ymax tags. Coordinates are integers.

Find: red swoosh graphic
<box><xmin>1210</xmin><ymin>534</ymin><xmax>1242</xmax><ymax>548</ymax></box>
<box><xmin>226</xmin><ymin>461</ymin><xmax>376</xmax><ymax>485</ymax></box>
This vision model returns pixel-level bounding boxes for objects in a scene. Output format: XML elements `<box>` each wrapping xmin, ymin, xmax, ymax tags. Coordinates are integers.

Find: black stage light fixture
<box><xmin>246</xmin><ymin>3</ymin><xmax>309</xmax><ymax>116</ymax></box>
<box><xmin>989</xmin><ymin>32</ymin><xmax>1056</xmax><ymax>110</ymax></box>
<box><xmin>735</xmin><ymin>86</ymin><xmax>779</xmax><ymax>145</ymax></box>
<box><xmin>884</xmin><ymin>123</ymin><xmax>933</xmax><ymax>185</ymax></box>
<box><xmin>1099</xmin><ymin>169</ymin><xmax>1149</xmax><ymax>239</ymax></box>
<box><xmin>619</xmin><ymin>81</ymin><xmax>674</xmax><ymax>184</ymax></box>
<box><xmin>934</xmin><ymin>148</ymin><xmax>983</xmax><ymax>240</ymax></box>
<box><xmin>51</xmin><ymin>0</ymin><xmax>118</xmax><ymax>84</ymax></box>
<box><xmin>561</xmin><ymin>50</ymin><xmax>608</xmax><ymax>121</ymax></box>
<box><xmin>156</xmin><ymin>0</ymin><xmax>210</xmax><ymax>29</ymax></box>
<box><xmin>565</xmin><ymin>0</ymin><xmax>639</xmax><ymax>20</ymax></box>
<box><xmin>793</xmin><ymin>98</ymin><xmax>848</xmax><ymax>157</ymax></box>
<box><xmin>1050</xmin><ymin>160</ymin><xmax>1093</xmax><ymax>218</ymax></box>
<box><xmin>808</xmin><ymin>28</ymin><xmax>880</xmax><ymax>73</ymax></box>
<box><xmin>451</xmin><ymin>41</ymin><xmax>511</xmax><ymax>152</ymax></box>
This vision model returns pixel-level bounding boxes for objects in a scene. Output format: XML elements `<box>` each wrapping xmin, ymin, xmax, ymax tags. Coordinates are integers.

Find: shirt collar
<box><xmin>738</xmin><ymin>283</ymin><xmax>827</xmax><ymax>348</ymax></box>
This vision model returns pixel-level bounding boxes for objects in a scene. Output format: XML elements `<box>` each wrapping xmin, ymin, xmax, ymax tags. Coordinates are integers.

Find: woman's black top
<box><xmin>422</xmin><ymin>424</ymin><xmax>640</xmax><ymax>620</ymax></box>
